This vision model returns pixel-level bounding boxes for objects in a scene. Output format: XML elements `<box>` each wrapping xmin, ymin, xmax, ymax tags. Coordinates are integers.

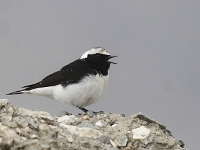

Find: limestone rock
<box><xmin>0</xmin><ymin>99</ymin><xmax>187</xmax><ymax>150</ymax></box>
<box><xmin>132</xmin><ymin>126</ymin><xmax>150</xmax><ymax>139</ymax></box>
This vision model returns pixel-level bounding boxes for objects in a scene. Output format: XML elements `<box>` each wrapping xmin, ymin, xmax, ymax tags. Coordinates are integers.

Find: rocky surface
<box><xmin>0</xmin><ymin>99</ymin><xmax>186</xmax><ymax>150</ymax></box>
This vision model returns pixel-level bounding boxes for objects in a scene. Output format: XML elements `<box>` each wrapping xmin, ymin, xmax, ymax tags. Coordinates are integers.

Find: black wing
<box><xmin>7</xmin><ymin>59</ymin><xmax>98</xmax><ymax>94</ymax></box>
<box><xmin>24</xmin><ymin>59</ymin><xmax>98</xmax><ymax>90</ymax></box>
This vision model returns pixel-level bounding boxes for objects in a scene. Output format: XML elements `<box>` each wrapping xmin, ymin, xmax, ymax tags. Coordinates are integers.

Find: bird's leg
<box><xmin>77</xmin><ymin>106</ymin><xmax>89</xmax><ymax>113</ymax></box>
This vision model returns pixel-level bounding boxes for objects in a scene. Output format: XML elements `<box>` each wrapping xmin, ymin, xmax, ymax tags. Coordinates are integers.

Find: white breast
<box><xmin>27</xmin><ymin>74</ymin><xmax>109</xmax><ymax>107</ymax></box>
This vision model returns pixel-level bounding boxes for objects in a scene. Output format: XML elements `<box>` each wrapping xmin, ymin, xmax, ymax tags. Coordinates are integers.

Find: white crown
<box><xmin>81</xmin><ymin>47</ymin><xmax>110</xmax><ymax>59</ymax></box>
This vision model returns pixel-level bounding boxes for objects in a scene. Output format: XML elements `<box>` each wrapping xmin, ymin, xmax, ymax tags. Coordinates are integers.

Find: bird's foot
<box><xmin>92</xmin><ymin>110</ymin><xmax>104</xmax><ymax>115</ymax></box>
<box><xmin>77</xmin><ymin>107</ymin><xmax>104</xmax><ymax>117</ymax></box>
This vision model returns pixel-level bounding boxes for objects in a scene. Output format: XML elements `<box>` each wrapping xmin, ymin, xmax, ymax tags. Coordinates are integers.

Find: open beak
<box><xmin>108</xmin><ymin>56</ymin><xmax>117</xmax><ymax>64</ymax></box>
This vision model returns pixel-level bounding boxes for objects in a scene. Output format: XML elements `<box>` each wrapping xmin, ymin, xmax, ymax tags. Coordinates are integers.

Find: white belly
<box><xmin>27</xmin><ymin>74</ymin><xmax>109</xmax><ymax>107</ymax></box>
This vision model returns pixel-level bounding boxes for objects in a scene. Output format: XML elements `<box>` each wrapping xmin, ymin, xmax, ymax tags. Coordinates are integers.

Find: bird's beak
<box><xmin>108</xmin><ymin>56</ymin><xmax>117</xmax><ymax>64</ymax></box>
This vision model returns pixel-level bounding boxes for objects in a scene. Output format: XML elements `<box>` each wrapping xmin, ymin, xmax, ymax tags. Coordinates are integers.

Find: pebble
<box><xmin>24</xmin><ymin>127</ymin><xmax>30</xmax><ymax>133</ymax></box>
<box><xmin>57</xmin><ymin>115</ymin><xmax>76</xmax><ymax>124</ymax></box>
<box><xmin>15</xmin><ymin>128</ymin><xmax>22</xmax><ymax>134</ymax></box>
<box><xmin>26</xmin><ymin>116</ymin><xmax>39</xmax><ymax>129</ymax></box>
<box><xmin>95</xmin><ymin>120</ymin><xmax>107</xmax><ymax>127</ymax></box>
<box><xmin>7</xmin><ymin>107</ymin><xmax>14</xmax><ymax>114</ymax></box>
<box><xmin>30</xmin><ymin>134</ymin><xmax>38</xmax><ymax>139</ymax></box>
<box><xmin>82</xmin><ymin>115</ymin><xmax>89</xmax><ymax>120</ymax></box>
<box><xmin>77</xmin><ymin>120</ymin><xmax>96</xmax><ymax>129</ymax></box>
<box><xmin>60</xmin><ymin>124</ymin><xmax>102</xmax><ymax>138</ymax></box>
<box><xmin>97</xmin><ymin>135</ymin><xmax>110</xmax><ymax>144</ymax></box>
<box><xmin>111</xmin><ymin>124</ymin><xmax>117</xmax><ymax>127</ymax></box>
<box><xmin>132</xmin><ymin>126</ymin><xmax>150</xmax><ymax>139</ymax></box>
<box><xmin>66</xmin><ymin>135</ymin><xmax>73</xmax><ymax>143</ymax></box>
<box><xmin>114</xmin><ymin>134</ymin><xmax>128</xmax><ymax>146</ymax></box>
<box><xmin>13</xmin><ymin>116</ymin><xmax>27</xmax><ymax>127</ymax></box>
<box><xmin>39</xmin><ymin>123</ymin><xmax>49</xmax><ymax>130</ymax></box>
<box><xmin>86</xmin><ymin>110</ymin><xmax>95</xmax><ymax>117</ymax></box>
<box><xmin>110</xmin><ymin>139</ymin><xmax>118</xmax><ymax>149</ymax></box>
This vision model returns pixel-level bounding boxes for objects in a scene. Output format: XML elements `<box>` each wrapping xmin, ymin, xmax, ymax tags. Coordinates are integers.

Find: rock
<box><xmin>95</xmin><ymin>120</ymin><xmax>107</xmax><ymax>127</ymax></box>
<box><xmin>57</xmin><ymin>115</ymin><xmax>76</xmax><ymax>124</ymax></box>
<box><xmin>111</xmin><ymin>124</ymin><xmax>117</xmax><ymax>127</ymax></box>
<box><xmin>114</xmin><ymin>134</ymin><xmax>128</xmax><ymax>146</ymax></box>
<box><xmin>29</xmin><ymin>134</ymin><xmax>38</xmax><ymax>139</ymax></box>
<box><xmin>60</xmin><ymin>124</ymin><xmax>102</xmax><ymax>138</ymax></box>
<box><xmin>132</xmin><ymin>126</ymin><xmax>151</xmax><ymax>139</ymax></box>
<box><xmin>86</xmin><ymin>110</ymin><xmax>95</xmax><ymax>117</ymax></box>
<box><xmin>65</xmin><ymin>135</ymin><xmax>73</xmax><ymax>143</ymax></box>
<box><xmin>0</xmin><ymin>122</ymin><xmax>21</xmax><ymax>144</ymax></box>
<box><xmin>77</xmin><ymin>120</ymin><xmax>96</xmax><ymax>129</ymax></box>
<box><xmin>82</xmin><ymin>115</ymin><xmax>89</xmax><ymax>120</ymax></box>
<box><xmin>0</xmin><ymin>99</ymin><xmax>187</xmax><ymax>150</ymax></box>
<box><xmin>97</xmin><ymin>135</ymin><xmax>110</xmax><ymax>144</ymax></box>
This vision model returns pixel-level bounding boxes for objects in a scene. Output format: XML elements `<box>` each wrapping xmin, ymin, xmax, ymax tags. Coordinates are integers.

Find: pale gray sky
<box><xmin>0</xmin><ymin>1</ymin><xmax>199</xmax><ymax>149</ymax></box>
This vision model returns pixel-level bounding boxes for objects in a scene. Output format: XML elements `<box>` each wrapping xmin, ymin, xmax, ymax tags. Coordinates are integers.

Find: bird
<box><xmin>7</xmin><ymin>47</ymin><xmax>117</xmax><ymax>114</ymax></box>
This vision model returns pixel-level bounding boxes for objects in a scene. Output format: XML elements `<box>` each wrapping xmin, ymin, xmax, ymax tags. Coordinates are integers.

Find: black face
<box><xmin>86</xmin><ymin>53</ymin><xmax>117</xmax><ymax>75</ymax></box>
<box><xmin>87</xmin><ymin>53</ymin><xmax>117</xmax><ymax>65</ymax></box>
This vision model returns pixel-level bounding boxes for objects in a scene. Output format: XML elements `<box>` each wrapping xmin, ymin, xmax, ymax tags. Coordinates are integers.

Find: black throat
<box><xmin>85</xmin><ymin>56</ymin><xmax>111</xmax><ymax>76</ymax></box>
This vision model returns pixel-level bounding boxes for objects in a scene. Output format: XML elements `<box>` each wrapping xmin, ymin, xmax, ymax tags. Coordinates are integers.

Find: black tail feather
<box><xmin>6</xmin><ymin>90</ymin><xmax>24</xmax><ymax>95</ymax></box>
<box><xmin>21</xmin><ymin>82</ymin><xmax>39</xmax><ymax>88</ymax></box>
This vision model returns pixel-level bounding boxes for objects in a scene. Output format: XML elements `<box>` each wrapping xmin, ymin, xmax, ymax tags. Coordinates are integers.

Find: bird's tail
<box><xmin>6</xmin><ymin>90</ymin><xmax>25</xmax><ymax>95</ymax></box>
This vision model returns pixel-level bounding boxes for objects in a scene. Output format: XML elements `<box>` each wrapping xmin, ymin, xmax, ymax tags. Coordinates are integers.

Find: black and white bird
<box><xmin>7</xmin><ymin>47</ymin><xmax>117</xmax><ymax>114</ymax></box>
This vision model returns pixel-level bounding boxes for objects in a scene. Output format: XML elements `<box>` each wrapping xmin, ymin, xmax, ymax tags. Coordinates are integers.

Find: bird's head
<box><xmin>80</xmin><ymin>47</ymin><xmax>117</xmax><ymax>64</ymax></box>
